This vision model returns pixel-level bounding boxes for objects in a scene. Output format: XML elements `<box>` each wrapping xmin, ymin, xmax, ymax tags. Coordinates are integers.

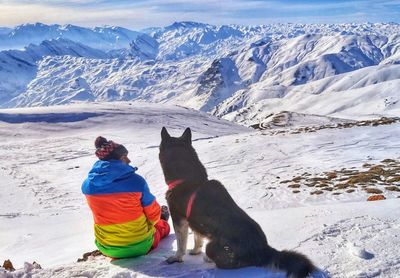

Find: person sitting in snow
<box><xmin>82</xmin><ymin>136</ymin><xmax>170</xmax><ymax>259</ymax></box>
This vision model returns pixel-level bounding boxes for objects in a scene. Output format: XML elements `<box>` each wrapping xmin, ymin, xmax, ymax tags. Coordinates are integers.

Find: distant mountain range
<box><xmin>0</xmin><ymin>23</ymin><xmax>139</xmax><ymax>51</ymax></box>
<box><xmin>1</xmin><ymin>21</ymin><xmax>399</xmax><ymax>124</ymax></box>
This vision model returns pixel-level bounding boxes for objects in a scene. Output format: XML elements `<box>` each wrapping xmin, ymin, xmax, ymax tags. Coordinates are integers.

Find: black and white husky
<box><xmin>159</xmin><ymin>127</ymin><xmax>316</xmax><ymax>278</ymax></box>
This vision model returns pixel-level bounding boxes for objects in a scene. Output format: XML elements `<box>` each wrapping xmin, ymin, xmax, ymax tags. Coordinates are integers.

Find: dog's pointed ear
<box><xmin>161</xmin><ymin>127</ymin><xmax>171</xmax><ymax>141</ymax></box>
<box><xmin>181</xmin><ymin>127</ymin><xmax>192</xmax><ymax>144</ymax></box>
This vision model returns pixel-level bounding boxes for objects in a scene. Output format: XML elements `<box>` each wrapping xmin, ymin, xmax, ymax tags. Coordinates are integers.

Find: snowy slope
<box><xmin>218</xmin><ymin>64</ymin><xmax>400</xmax><ymax>124</ymax></box>
<box><xmin>1</xmin><ymin>102</ymin><xmax>400</xmax><ymax>277</ymax></box>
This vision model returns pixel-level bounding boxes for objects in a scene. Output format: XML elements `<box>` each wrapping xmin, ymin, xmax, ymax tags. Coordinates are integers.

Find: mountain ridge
<box><xmin>0</xmin><ymin>21</ymin><xmax>399</xmax><ymax>125</ymax></box>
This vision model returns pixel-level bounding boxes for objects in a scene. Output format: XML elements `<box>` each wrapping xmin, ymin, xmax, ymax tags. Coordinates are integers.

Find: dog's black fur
<box><xmin>159</xmin><ymin>127</ymin><xmax>316</xmax><ymax>278</ymax></box>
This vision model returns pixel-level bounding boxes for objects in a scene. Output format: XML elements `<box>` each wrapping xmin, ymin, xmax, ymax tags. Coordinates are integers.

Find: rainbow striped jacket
<box><xmin>82</xmin><ymin>160</ymin><xmax>160</xmax><ymax>258</ymax></box>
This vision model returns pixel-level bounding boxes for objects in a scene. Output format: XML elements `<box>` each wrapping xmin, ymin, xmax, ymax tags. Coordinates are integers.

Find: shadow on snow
<box><xmin>0</xmin><ymin>112</ymin><xmax>103</xmax><ymax>123</ymax></box>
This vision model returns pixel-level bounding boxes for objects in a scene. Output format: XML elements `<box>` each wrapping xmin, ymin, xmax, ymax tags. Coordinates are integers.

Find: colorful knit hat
<box><xmin>95</xmin><ymin>136</ymin><xmax>128</xmax><ymax>160</ymax></box>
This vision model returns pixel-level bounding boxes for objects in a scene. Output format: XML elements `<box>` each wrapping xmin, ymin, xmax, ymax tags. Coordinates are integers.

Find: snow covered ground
<box><xmin>1</xmin><ymin>102</ymin><xmax>400</xmax><ymax>277</ymax></box>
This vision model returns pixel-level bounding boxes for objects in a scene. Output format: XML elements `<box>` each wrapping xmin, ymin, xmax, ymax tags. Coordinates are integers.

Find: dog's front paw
<box><xmin>166</xmin><ymin>255</ymin><xmax>183</xmax><ymax>264</ymax></box>
<box><xmin>189</xmin><ymin>248</ymin><xmax>202</xmax><ymax>255</ymax></box>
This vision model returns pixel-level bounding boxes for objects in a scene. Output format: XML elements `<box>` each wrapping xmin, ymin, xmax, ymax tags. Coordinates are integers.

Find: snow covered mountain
<box><xmin>1</xmin><ymin>22</ymin><xmax>400</xmax><ymax>124</ymax></box>
<box><xmin>0</xmin><ymin>23</ymin><xmax>139</xmax><ymax>51</ymax></box>
<box><xmin>0</xmin><ymin>38</ymin><xmax>108</xmax><ymax>104</ymax></box>
<box><xmin>215</xmin><ymin>63</ymin><xmax>400</xmax><ymax>124</ymax></box>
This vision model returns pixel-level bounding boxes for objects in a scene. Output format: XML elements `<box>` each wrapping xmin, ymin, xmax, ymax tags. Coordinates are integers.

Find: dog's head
<box><xmin>159</xmin><ymin>127</ymin><xmax>207</xmax><ymax>184</ymax></box>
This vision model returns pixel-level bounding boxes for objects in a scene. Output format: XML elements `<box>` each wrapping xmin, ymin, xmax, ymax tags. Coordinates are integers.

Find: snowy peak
<box><xmin>129</xmin><ymin>34</ymin><xmax>159</xmax><ymax>60</ymax></box>
<box><xmin>11</xmin><ymin>22</ymin><xmax>60</xmax><ymax>37</ymax></box>
<box><xmin>0</xmin><ymin>23</ymin><xmax>140</xmax><ymax>51</ymax></box>
<box><xmin>219</xmin><ymin>32</ymin><xmax>393</xmax><ymax>99</ymax></box>
<box><xmin>0</xmin><ymin>38</ymin><xmax>108</xmax><ymax>105</ymax></box>
<box><xmin>194</xmin><ymin>58</ymin><xmax>242</xmax><ymax>111</ymax></box>
<box><xmin>165</xmin><ymin>21</ymin><xmax>210</xmax><ymax>30</ymax></box>
<box><xmin>155</xmin><ymin>22</ymin><xmax>247</xmax><ymax>60</ymax></box>
<box><xmin>26</xmin><ymin>38</ymin><xmax>108</xmax><ymax>59</ymax></box>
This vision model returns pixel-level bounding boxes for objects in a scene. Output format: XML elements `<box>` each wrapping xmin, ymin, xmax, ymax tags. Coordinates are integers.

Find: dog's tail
<box><xmin>262</xmin><ymin>247</ymin><xmax>316</xmax><ymax>278</ymax></box>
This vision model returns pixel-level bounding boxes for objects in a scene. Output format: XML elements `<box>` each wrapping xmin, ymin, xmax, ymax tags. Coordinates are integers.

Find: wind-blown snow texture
<box><xmin>0</xmin><ymin>102</ymin><xmax>400</xmax><ymax>277</ymax></box>
<box><xmin>0</xmin><ymin>22</ymin><xmax>400</xmax><ymax>125</ymax></box>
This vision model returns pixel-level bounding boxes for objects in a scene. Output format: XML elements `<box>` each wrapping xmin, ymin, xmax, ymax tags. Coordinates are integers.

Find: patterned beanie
<box><xmin>95</xmin><ymin>136</ymin><xmax>128</xmax><ymax>160</ymax></box>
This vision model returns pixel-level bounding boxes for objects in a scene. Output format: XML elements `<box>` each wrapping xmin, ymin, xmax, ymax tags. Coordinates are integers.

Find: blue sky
<box><xmin>0</xmin><ymin>0</ymin><xmax>399</xmax><ymax>29</ymax></box>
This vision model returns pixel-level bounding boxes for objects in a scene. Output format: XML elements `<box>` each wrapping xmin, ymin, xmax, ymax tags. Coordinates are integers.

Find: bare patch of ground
<box><xmin>281</xmin><ymin>158</ymin><xmax>400</xmax><ymax>200</ymax></box>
